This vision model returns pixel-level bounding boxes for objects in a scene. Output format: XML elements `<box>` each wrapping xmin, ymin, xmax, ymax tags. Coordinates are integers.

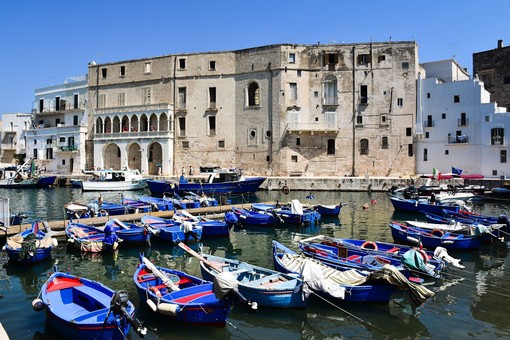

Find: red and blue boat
<box><xmin>102</xmin><ymin>219</ymin><xmax>151</xmax><ymax>245</ymax></box>
<box><xmin>141</xmin><ymin>215</ymin><xmax>202</xmax><ymax>244</ymax></box>
<box><xmin>2</xmin><ymin>222</ymin><xmax>57</xmax><ymax>263</ymax></box>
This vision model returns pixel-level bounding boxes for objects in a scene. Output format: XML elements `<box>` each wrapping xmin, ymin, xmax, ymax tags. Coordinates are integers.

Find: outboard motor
<box><xmin>213</xmin><ymin>272</ymin><xmax>257</xmax><ymax>312</ymax></box>
<box><xmin>109</xmin><ymin>290</ymin><xmax>147</xmax><ymax>337</ymax></box>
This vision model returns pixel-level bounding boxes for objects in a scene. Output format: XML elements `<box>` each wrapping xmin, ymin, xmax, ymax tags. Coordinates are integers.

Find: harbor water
<box><xmin>0</xmin><ymin>187</ymin><xmax>509</xmax><ymax>339</ymax></box>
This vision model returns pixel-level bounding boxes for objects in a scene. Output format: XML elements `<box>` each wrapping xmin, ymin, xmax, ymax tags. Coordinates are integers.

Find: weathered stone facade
<box><xmin>87</xmin><ymin>42</ymin><xmax>418</xmax><ymax>177</ymax></box>
<box><xmin>473</xmin><ymin>40</ymin><xmax>510</xmax><ymax>111</ymax></box>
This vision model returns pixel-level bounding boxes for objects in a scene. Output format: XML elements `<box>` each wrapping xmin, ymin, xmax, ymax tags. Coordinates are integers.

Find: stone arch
<box><xmin>103</xmin><ymin>143</ymin><xmax>121</xmax><ymax>169</ymax></box>
<box><xmin>121</xmin><ymin>115</ymin><xmax>129</xmax><ymax>132</ymax></box>
<box><xmin>247</xmin><ymin>82</ymin><xmax>260</xmax><ymax>107</ymax></box>
<box><xmin>140</xmin><ymin>114</ymin><xmax>149</xmax><ymax>132</ymax></box>
<box><xmin>159</xmin><ymin>112</ymin><xmax>169</xmax><ymax>131</ymax></box>
<box><xmin>147</xmin><ymin>142</ymin><xmax>163</xmax><ymax>175</ymax></box>
<box><xmin>95</xmin><ymin>117</ymin><xmax>103</xmax><ymax>134</ymax></box>
<box><xmin>104</xmin><ymin>117</ymin><xmax>112</xmax><ymax>133</ymax></box>
<box><xmin>130</xmin><ymin>115</ymin><xmax>139</xmax><ymax>132</ymax></box>
<box><xmin>127</xmin><ymin>142</ymin><xmax>142</xmax><ymax>170</ymax></box>
<box><xmin>149</xmin><ymin>113</ymin><xmax>158</xmax><ymax>131</ymax></box>
<box><xmin>112</xmin><ymin>116</ymin><xmax>121</xmax><ymax>133</ymax></box>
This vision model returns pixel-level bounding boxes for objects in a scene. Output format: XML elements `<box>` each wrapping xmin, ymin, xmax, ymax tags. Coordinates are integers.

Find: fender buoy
<box><xmin>417</xmin><ymin>248</ymin><xmax>428</xmax><ymax>263</ymax></box>
<box><xmin>431</xmin><ymin>229</ymin><xmax>444</xmax><ymax>237</ymax></box>
<box><xmin>282</xmin><ymin>186</ymin><xmax>290</xmax><ymax>195</ymax></box>
<box><xmin>361</xmin><ymin>241</ymin><xmax>378</xmax><ymax>250</ymax></box>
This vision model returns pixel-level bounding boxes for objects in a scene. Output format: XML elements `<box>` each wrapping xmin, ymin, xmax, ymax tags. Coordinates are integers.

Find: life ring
<box><xmin>417</xmin><ymin>248</ymin><xmax>428</xmax><ymax>263</ymax></box>
<box><xmin>361</xmin><ymin>241</ymin><xmax>378</xmax><ymax>250</ymax></box>
<box><xmin>282</xmin><ymin>186</ymin><xmax>290</xmax><ymax>195</ymax></box>
<box><xmin>431</xmin><ymin>229</ymin><xmax>444</xmax><ymax>237</ymax></box>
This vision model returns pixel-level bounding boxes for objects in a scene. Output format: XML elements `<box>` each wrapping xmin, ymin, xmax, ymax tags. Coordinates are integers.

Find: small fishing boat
<box><xmin>78</xmin><ymin>169</ymin><xmax>147</xmax><ymax>192</ymax></box>
<box><xmin>253</xmin><ymin>200</ymin><xmax>321</xmax><ymax>225</ymax></box>
<box><xmin>141</xmin><ymin>215</ymin><xmax>202</xmax><ymax>244</ymax></box>
<box><xmin>120</xmin><ymin>198</ymin><xmax>153</xmax><ymax>214</ymax></box>
<box><xmin>298</xmin><ymin>235</ymin><xmax>440</xmax><ymax>278</ymax></box>
<box><xmin>173</xmin><ymin>210</ymin><xmax>231</xmax><ymax>237</ymax></box>
<box><xmin>389</xmin><ymin>195</ymin><xmax>462</xmax><ymax>215</ymax></box>
<box><xmin>180</xmin><ymin>243</ymin><xmax>307</xmax><ymax>309</ymax></box>
<box><xmin>389</xmin><ymin>221</ymin><xmax>486</xmax><ymax>250</ymax></box>
<box><xmin>133</xmin><ymin>195</ymin><xmax>175</xmax><ymax>211</ymax></box>
<box><xmin>99</xmin><ymin>219</ymin><xmax>151</xmax><ymax>245</ymax></box>
<box><xmin>231</xmin><ymin>206</ymin><xmax>281</xmax><ymax>226</ymax></box>
<box><xmin>0</xmin><ymin>159</ymin><xmax>56</xmax><ymax>189</ymax></box>
<box><xmin>312</xmin><ymin>203</ymin><xmax>345</xmax><ymax>216</ymax></box>
<box><xmin>33</xmin><ymin>267</ymin><xmax>146</xmax><ymax>339</ymax></box>
<box><xmin>272</xmin><ymin>241</ymin><xmax>434</xmax><ymax>306</ymax></box>
<box><xmin>2</xmin><ymin>221</ymin><xmax>57</xmax><ymax>263</ymax></box>
<box><xmin>133</xmin><ymin>255</ymin><xmax>231</xmax><ymax>326</ymax></box>
<box><xmin>65</xmin><ymin>222</ymin><xmax>121</xmax><ymax>252</ymax></box>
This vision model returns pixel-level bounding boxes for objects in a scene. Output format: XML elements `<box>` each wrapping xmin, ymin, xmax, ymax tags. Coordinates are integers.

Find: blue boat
<box><xmin>102</xmin><ymin>219</ymin><xmax>151</xmax><ymax>245</ymax></box>
<box><xmin>389</xmin><ymin>221</ymin><xmax>485</xmax><ymax>250</ymax></box>
<box><xmin>33</xmin><ymin>268</ymin><xmax>146</xmax><ymax>339</ymax></box>
<box><xmin>2</xmin><ymin>222</ymin><xmax>57</xmax><ymax>263</ymax></box>
<box><xmin>173</xmin><ymin>210</ymin><xmax>231</xmax><ymax>237</ymax></box>
<box><xmin>313</xmin><ymin>203</ymin><xmax>345</xmax><ymax>216</ymax></box>
<box><xmin>389</xmin><ymin>195</ymin><xmax>461</xmax><ymax>215</ymax></box>
<box><xmin>272</xmin><ymin>241</ymin><xmax>396</xmax><ymax>303</ymax></box>
<box><xmin>253</xmin><ymin>200</ymin><xmax>321</xmax><ymax>225</ymax></box>
<box><xmin>195</xmin><ymin>251</ymin><xmax>307</xmax><ymax>309</ymax></box>
<box><xmin>146</xmin><ymin>168</ymin><xmax>266</xmax><ymax>196</ymax></box>
<box><xmin>65</xmin><ymin>222</ymin><xmax>120</xmax><ymax>253</ymax></box>
<box><xmin>141</xmin><ymin>215</ymin><xmax>202</xmax><ymax>244</ymax></box>
<box><xmin>134</xmin><ymin>255</ymin><xmax>231</xmax><ymax>326</ymax></box>
<box><xmin>121</xmin><ymin>198</ymin><xmax>153</xmax><ymax>213</ymax></box>
<box><xmin>129</xmin><ymin>195</ymin><xmax>175</xmax><ymax>211</ymax></box>
<box><xmin>231</xmin><ymin>206</ymin><xmax>281</xmax><ymax>226</ymax></box>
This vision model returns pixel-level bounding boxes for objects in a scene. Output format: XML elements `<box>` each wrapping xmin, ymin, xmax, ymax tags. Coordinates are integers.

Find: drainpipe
<box><xmin>351</xmin><ymin>46</ymin><xmax>356</xmax><ymax>177</ymax></box>
<box><xmin>172</xmin><ymin>56</ymin><xmax>177</xmax><ymax>176</ymax></box>
<box><xmin>267</xmin><ymin>63</ymin><xmax>273</xmax><ymax>172</ymax></box>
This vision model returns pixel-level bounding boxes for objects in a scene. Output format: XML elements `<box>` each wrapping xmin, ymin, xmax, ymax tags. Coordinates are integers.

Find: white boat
<box><xmin>79</xmin><ymin>169</ymin><xmax>146</xmax><ymax>191</ymax></box>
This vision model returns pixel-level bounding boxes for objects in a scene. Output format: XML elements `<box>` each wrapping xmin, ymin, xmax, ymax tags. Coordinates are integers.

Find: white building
<box><xmin>24</xmin><ymin>76</ymin><xmax>88</xmax><ymax>174</ymax></box>
<box><xmin>0</xmin><ymin>113</ymin><xmax>32</xmax><ymax>163</ymax></box>
<box><xmin>416</xmin><ymin>59</ymin><xmax>509</xmax><ymax>178</ymax></box>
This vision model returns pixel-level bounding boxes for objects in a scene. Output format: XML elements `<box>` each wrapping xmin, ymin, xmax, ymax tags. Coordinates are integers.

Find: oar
<box><xmin>178</xmin><ymin>242</ymin><xmax>223</xmax><ymax>273</ymax></box>
<box><xmin>141</xmin><ymin>255</ymin><xmax>180</xmax><ymax>291</ymax></box>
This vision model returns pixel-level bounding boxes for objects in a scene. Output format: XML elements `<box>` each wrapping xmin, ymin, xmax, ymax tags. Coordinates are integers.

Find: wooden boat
<box><xmin>141</xmin><ymin>215</ymin><xmax>202</xmax><ymax>244</ymax></box>
<box><xmin>181</xmin><ymin>244</ymin><xmax>307</xmax><ymax>309</ymax></box>
<box><xmin>33</xmin><ymin>267</ymin><xmax>146</xmax><ymax>339</ymax></box>
<box><xmin>2</xmin><ymin>222</ymin><xmax>57</xmax><ymax>263</ymax></box>
<box><xmin>313</xmin><ymin>203</ymin><xmax>345</xmax><ymax>216</ymax></box>
<box><xmin>0</xmin><ymin>159</ymin><xmax>56</xmax><ymax>189</ymax></box>
<box><xmin>65</xmin><ymin>222</ymin><xmax>121</xmax><ymax>252</ymax></box>
<box><xmin>173</xmin><ymin>210</ymin><xmax>231</xmax><ymax>237</ymax></box>
<box><xmin>133</xmin><ymin>255</ymin><xmax>231</xmax><ymax>326</ymax></box>
<box><xmin>120</xmin><ymin>198</ymin><xmax>153</xmax><ymax>213</ymax></box>
<box><xmin>389</xmin><ymin>221</ymin><xmax>485</xmax><ymax>250</ymax></box>
<box><xmin>389</xmin><ymin>195</ymin><xmax>463</xmax><ymax>215</ymax></box>
<box><xmin>253</xmin><ymin>200</ymin><xmax>321</xmax><ymax>225</ymax></box>
<box><xmin>78</xmin><ymin>169</ymin><xmax>146</xmax><ymax>191</ymax></box>
<box><xmin>272</xmin><ymin>241</ymin><xmax>396</xmax><ymax>303</ymax></box>
<box><xmin>99</xmin><ymin>219</ymin><xmax>151</xmax><ymax>245</ymax></box>
<box><xmin>146</xmin><ymin>168</ymin><xmax>266</xmax><ymax>196</ymax></box>
<box><xmin>298</xmin><ymin>235</ymin><xmax>442</xmax><ymax>278</ymax></box>
<box><xmin>133</xmin><ymin>195</ymin><xmax>175</xmax><ymax>211</ymax></box>
<box><xmin>231</xmin><ymin>206</ymin><xmax>280</xmax><ymax>226</ymax></box>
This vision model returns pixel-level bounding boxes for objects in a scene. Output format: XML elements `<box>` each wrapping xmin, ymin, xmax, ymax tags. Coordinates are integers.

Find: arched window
<box><xmin>95</xmin><ymin>117</ymin><xmax>103</xmax><ymax>134</ymax></box>
<box><xmin>323</xmin><ymin>75</ymin><xmax>337</xmax><ymax>105</ymax></box>
<box><xmin>360</xmin><ymin>138</ymin><xmax>369</xmax><ymax>155</ymax></box>
<box><xmin>248</xmin><ymin>82</ymin><xmax>260</xmax><ymax>107</ymax></box>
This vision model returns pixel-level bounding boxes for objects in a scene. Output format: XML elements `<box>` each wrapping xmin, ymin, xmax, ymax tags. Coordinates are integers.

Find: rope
<box><xmin>227</xmin><ymin>320</ymin><xmax>256</xmax><ymax>340</ymax></box>
<box><xmin>310</xmin><ymin>290</ymin><xmax>387</xmax><ymax>333</ymax></box>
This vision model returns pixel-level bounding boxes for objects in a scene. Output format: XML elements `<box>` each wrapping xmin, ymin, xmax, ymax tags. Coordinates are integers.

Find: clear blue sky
<box><xmin>0</xmin><ymin>0</ymin><xmax>508</xmax><ymax>115</ymax></box>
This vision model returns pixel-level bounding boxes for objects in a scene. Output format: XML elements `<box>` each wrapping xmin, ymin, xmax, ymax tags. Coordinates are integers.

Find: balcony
<box><xmin>1</xmin><ymin>144</ymin><xmax>16</xmax><ymax>150</ymax></box>
<box><xmin>286</xmin><ymin>122</ymin><xmax>338</xmax><ymax>134</ymax></box>
<box><xmin>94</xmin><ymin>129</ymin><xmax>173</xmax><ymax>141</ymax></box>
<box><xmin>458</xmin><ymin>118</ymin><xmax>469</xmax><ymax>126</ymax></box>
<box><xmin>448</xmin><ymin>135</ymin><xmax>469</xmax><ymax>144</ymax></box>
<box><xmin>95</xmin><ymin>103</ymin><xmax>172</xmax><ymax>115</ymax></box>
<box><xmin>359</xmin><ymin>97</ymin><xmax>369</xmax><ymax>105</ymax></box>
<box><xmin>57</xmin><ymin>145</ymin><xmax>78</xmax><ymax>152</ymax></box>
<box><xmin>424</xmin><ymin>120</ymin><xmax>435</xmax><ymax>127</ymax></box>
<box><xmin>322</xmin><ymin>97</ymin><xmax>338</xmax><ymax>106</ymax></box>
<box><xmin>207</xmin><ymin>102</ymin><xmax>218</xmax><ymax>111</ymax></box>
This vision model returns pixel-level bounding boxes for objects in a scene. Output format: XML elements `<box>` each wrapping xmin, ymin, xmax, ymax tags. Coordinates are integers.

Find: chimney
<box><xmin>498</xmin><ymin>39</ymin><xmax>504</xmax><ymax>49</ymax></box>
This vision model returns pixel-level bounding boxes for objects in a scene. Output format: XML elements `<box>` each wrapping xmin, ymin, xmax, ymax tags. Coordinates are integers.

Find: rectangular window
<box><xmin>179</xmin><ymin>58</ymin><xmax>186</xmax><ymax>69</ymax></box>
<box><xmin>427</xmin><ymin>93</ymin><xmax>431</xmax><ymax>98</ymax></box>
<box><xmin>356</xmin><ymin>115</ymin><xmax>363</xmax><ymax>125</ymax></box>
<box><xmin>101</xmin><ymin>68</ymin><xmax>107</xmax><ymax>78</ymax></box>
<box><xmin>118</xmin><ymin>92</ymin><xmax>125</xmax><ymax>107</ymax></box>
<box><xmin>55</xmin><ymin>96</ymin><xmax>61</xmax><ymax>111</ymax></box>
<box><xmin>182</xmin><ymin>141</ymin><xmax>189</xmax><ymax>149</ymax></box>
<box><xmin>491</xmin><ymin>128</ymin><xmax>504</xmax><ymax>145</ymax></box>
<box><xmin>327</xmin><ymin>139</ymin><xmax>335</xmax><ymax>155</ymax></box>
<box><xmin>445</xmin><ymin>150</ymin><xmax>449</xmax><ymax>155</ymax></box>
<box><xmin>378</xmin><ymin>55</ymin><xmax>385</xmax><ymax>62</ymax></box>
<box><xmin>291</xmin><ymin>155</ymin><xmax>298</xmax><ymax>162</ymax></box>
<box><xmin>397</xmin><ymin>98</ymin><xmax>403</xmax><ymax>107</ymax></box>
<box><xmin>296</xmin><ymin>138</ymin><xmax>300</xmax><ymax>146</ymax></box>
<box><xmin>426</xmin><ymin>115</ymin><xmax>433</xmax><ymax>127</ymax></box>
<box><xmin>408</xmin><ymin>144</ymin><xmax>413</xmax><ymax>157</ymax></box>
<box><xmin>289</xmin><ymin>83</ymin><xmax>298</xmax><ymax>100</ymax></box>
<box><xmin>501</xmin><ymin>150</ymin><xmax>507</xmax><ymax>163</ymax></box>
<box><xmin>442</xmin><ymin>113</ymin><xmax>446</xmax><ymax>119</ymax></box>
<box><xmin>360</xmin><ymin>85</ymin><xmax>368</xmax><ymax>104</ymax></box>
<box><xmin>209</xmin><ymin>60</ymin><xmax>216</xmax><ymax>70</ymax></box>
<box><xmin>209</xmin><ymin>87</ymin><xmax>216</xmax><ymax>109</ymax></box>
<box><xmin>144</xmin><ymin>62</ymin><xmax>151</xmax><ymax>74</ymax></box>
<box><xmin>39</xmin><ymin>98</ymin><xmax>44</xmax><ymax>112</ymax></box>
<box><xmin>503</xmin><ymin>75</ymin><xmax>510</xmax><ymax>84</ymax></box>
<box><xmin>99</xmin><ymin>94</ymin><xmax>106</xmax><ymax>108</ymax></box>
<box><xmin>218</xmin><ymin>140</ymin><xmax>225</xmax><ymax>148</ymax></box>
<box><xmin>406</xmin><ymin>127</ymin><xmax>412</xmax><ymax>136</ymax></box>
<box><xmin>357</xmin><ymin>54</ymin><xmax>371</xmax><ymax>65</ymax></box>
<box><xmin>46</xmin><ymin>147</ymin><xmax>53</xmax><ymax>160</ymax></box>
<box><xmin>73</xmin><ymin>115</ymin><xmax>78</xmax><ymax>126</ymax></box>
<box><xmin>423</xmin><ymin>148</ymin><xmax>428</xmax><ymax>161</ymax></box>
<box><xmin>289</xmin><ymin>53</ymin><xmax>296</xmax><ymax>63</ymax></box>
<box><xmin>46</xmin><ymin>138</ymin><xmax>52</xmax><ymax>145</ymax></box>
<box><xmin>360</xmin><ymin>139</ymin><xmax>369</xmax><ymax>155</ymax></box>
<box><xmin>178</xmin><ymin>117</ymin><xmax>186</xmax><ymax>137</ymax></box>
<box><xmin>33</xmin><ymin>148</ymin><xmax>37</xmax><ymax>159</ymax></box>
<box><xmin>402</xmin><ymin>62</ymin><xmax>409</xmax><ymax>70</ymax></box>
<box><xmin>381</xmin><ymin>136</ymin><xmax>388</xmax><ymax>149</ymax></box>
<box><xmin>425</xmin><ymin>132</ymin><xmax>429</xmax><ymax>138</ymax></box>
<box><xmin>208</xmin><ymin>116</ymin><xmax>216</xmax><ymax>136</ymax></box>
<box><xmin>142</xmin><ymin>87</ymin><xmax>151</xmax><ymax>105</ymax></box>
<box><xmin>454</xmin><ymin>95</ymin><xmax>460</xmax><ymax>103</ymax></box>
<box><xmin>481</xmin><ymin>73</ymin><xmax>493</xmax><ymax>87</ymax></box>
<box><xmin>178</xmin><ymin>87</ymin><xmax>186</xmax><ymax>109</ymax></box>
<box><xmin>297</xmin><ymin>70</ymin><xmax>302</xmax><ymax>77</ymax></box>
<box><xmin>74</xmin><ymin>94</ymin><xmax>79</xmax><ymax>109</ymax></box>
<box><xmin>120</xmin><ymin>65</ymin><xmax>126</xmax><ymax>77</ymax></box>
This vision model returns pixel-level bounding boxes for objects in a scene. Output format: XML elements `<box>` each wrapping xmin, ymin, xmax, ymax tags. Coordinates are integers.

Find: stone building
<box><xmin>87</xmin><ymin>41</ymin><xmax>418</xmax><ymax>177</ymax></box>
<box><xmin>473</xmin><ymin>39</ymin><xmax>510</xmax><ymax>111</ymax></box>
<box><xmin>0</xmin><ymin>113</ymin><xmax>31</xmax><ymax>163</ymax></box>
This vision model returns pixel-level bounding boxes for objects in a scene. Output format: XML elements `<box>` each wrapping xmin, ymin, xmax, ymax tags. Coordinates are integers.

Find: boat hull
<box><xmin>147</xmin><ymin>176</ymin><xmax>266</xmax><ymax>196</ymax></box>
<box><xmin>390</xmin><ymin>196</ymin><xmax>460</xmax><ymax>214</ymax></box>
<box><xmin>81</xmin><ymin>180</ymin><xmax>146</xmax><ymax>191</ymax></box>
